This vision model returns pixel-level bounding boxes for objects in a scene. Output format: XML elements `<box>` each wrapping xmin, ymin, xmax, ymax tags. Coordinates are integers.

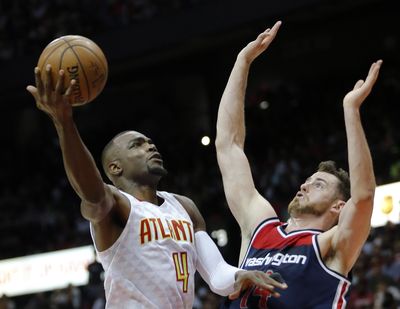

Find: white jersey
<box><xmin>90</xmin><ymin>190</ymin><xmax>197</xmax><ymax>309</ymax></box>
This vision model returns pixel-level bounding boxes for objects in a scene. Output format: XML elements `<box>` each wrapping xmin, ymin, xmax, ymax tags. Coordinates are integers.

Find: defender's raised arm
<box><xmin>215</xmin><ymin>21</ymin><xmax>281</xmax><ymax>241</ymax></box>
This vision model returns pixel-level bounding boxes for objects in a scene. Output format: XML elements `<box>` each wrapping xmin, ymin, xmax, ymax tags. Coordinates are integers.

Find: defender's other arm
<box><xmin>331</xmin><ymin>60</ymin><xmax>382</xmax><ymax>273</ymax></box>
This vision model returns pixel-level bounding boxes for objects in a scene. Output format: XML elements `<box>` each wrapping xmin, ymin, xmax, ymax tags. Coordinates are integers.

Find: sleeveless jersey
<box><xmin>222</xmin><ymin>218</ymin><xmax>351</xmax><ymax>309</ymax></box>
<box><xmin>90</xmin><ymin>190</ymin><xmax>197</xmax><ymax>309</ymax></box>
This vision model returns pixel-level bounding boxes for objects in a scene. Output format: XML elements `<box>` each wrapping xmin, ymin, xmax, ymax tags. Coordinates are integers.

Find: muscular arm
<box><xmin>215</xmin><ymin>22</ymin><xmax>281</xmax><ymax>238</ymax></box>
<box><xmin>331</xmin><ymin>60</ymin><xmax>382</xmax><ymax>273</ymax></box>
<box><xmin>55</xmin><ymin>118</ymin><xmax>115</xmax><ymax>221</ymax></box>
<box><xmin>27</xmin><ymin>67</ymin><xmax>119</xmax><ymax>223</ymax></box>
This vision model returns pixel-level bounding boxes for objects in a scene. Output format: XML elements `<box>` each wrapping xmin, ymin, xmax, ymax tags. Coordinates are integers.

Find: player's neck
<box><xmin>286</xmin><ymin>215</ymin><xmax>325</xmax><ymax>232</ymax></box>
<box><xmin>122</xmin><ymin>183</ymin><xmax>160</xmax><ymax>205</ymax></box>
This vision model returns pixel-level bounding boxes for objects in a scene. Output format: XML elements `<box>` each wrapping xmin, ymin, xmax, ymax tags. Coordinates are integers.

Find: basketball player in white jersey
<box><xmin>27</xmin><ymin>65</ymin><xmax>287</xmax><ymax>308</ymax></box>
<box><xmin>216</xmin><ymin>21</ymin><xmax>382</xmax><ymax>307</ymax></box>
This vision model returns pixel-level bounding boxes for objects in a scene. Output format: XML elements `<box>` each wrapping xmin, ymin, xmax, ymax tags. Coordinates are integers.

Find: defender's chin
<box><xmin>288</xmin><ymin>197</ymin><xmax>300</xmax><ymax>216</ymax></box>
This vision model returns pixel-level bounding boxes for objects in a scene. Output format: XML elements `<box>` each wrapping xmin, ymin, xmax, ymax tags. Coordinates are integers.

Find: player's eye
<box><xmin>314</xmin><ymin>182</ymin><xmax>324</xmax><ymax>189</ymax></box>
<box><xmin>129</xmin><ymin>142</ymin><xmax>140</xmax><ymax>148</ymax></box>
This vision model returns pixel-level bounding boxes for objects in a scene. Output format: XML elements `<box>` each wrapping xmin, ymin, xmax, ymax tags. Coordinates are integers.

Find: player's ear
<box><xmin>331</xmin><ymin>200</ymin><xmax>346</xmax><ymax>214</ymax></box>
<box><xmin>109</xmin><ymin>160</ymin><xmax>122</xmax><ymax>176</ymax></box>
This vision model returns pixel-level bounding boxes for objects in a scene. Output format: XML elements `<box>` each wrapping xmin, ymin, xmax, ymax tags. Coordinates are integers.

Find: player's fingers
<box><xmin>367</xmin><ymin>61</ymin><xmax>376</xmax><ymax>76</ymax></box>
<box><xmin>26</xmin><ymin>86</ymin><xmax>48</xmax><ymax>112</ymax></box>
<box><xmin>228</xmin><ymin>289</ymin><xmax>241</xmax><ymax>300</ymax></box>
<box><xmin>45</xmin><ymin>64</ymin><xmax>54</xmax><ymax>96</ymax></box>
<box><xmin>261</xmin><ymin>21</ymin><xmax>282</xmax><ymax>45</ymax></box>
<box><xmin>367</xmin><ymin>60</ymin><xmax>381</xmax><ymax>76</ymax></box>
<box><xmin>34</xmin><ymin>67</ymin><xmax>44</xmax><ymax>96</ymax></box>
<box><xmin>268</xmin><ymin>278</ymin><xmax>287</xmax><ymax>290</ymax></box>
<box><xmin>257</xmin><ymin>31</ymin><xmax>269</xmax><ymax>44</ymax></box>
<box><xmin>270</xmin><ymin>290</ymin><xmax>281</xmax><ymax>298</ymax></box>
<box><xmin>365</xmin><ymin>60</ymin><xmax>382</xmax><ymax>86</ymax></box>
<box><xmin>267</xmin><ymin>272</ymin><xmax>288</xmax><ymax>289</ymax></box>
<box><xmin>64</xmin><ymin>79</ymin><xmax>76</xmax><ymax>97</ymax></box>
<box><xmin>253</xmin><ymin>275</ymin><xmax>284</xmax><ymax>298</ymax></box>
<box><xmin>269</xmin><ymin>20</ymin><xmax>282</xmax><ymax>35</ymax></box>
<box><xmin>26</xmin><ymin>85</ymin><xmax>40</xmax><ymax>102</ymax></box>
<box><xmin>55</xmin><ymin>70</ymin><xmax>65</xmax><ymax>94</ymax></box>
<box><xmin>256</xmin><ymin>275</ymin><xmax>285</xmax><ymax>290</ymax></box>
<box><xmin>353</xmin><ymin>80</ymin><xmax>364</xmax><ymax>90</ymax></box>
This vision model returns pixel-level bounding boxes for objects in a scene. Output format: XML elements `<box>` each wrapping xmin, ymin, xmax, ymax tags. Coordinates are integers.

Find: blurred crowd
<box><xmin>1</xmin><ymin>0</ymin><xmax>400</xmax><ymax>308</ymax></box>
<box><xmin>0</xmin><ymin>0</ymin><xmax>214</xmax><ymax>61</ymax></box>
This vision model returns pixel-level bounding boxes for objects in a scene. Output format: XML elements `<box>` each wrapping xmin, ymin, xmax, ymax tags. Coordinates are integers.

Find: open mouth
<box><xmin>149</xmin><ymin>153</ymin><xmax>162</xmax><ymax>161</ymax></box>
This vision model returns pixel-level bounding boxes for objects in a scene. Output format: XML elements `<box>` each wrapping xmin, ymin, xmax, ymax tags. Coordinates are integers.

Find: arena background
<box><xmin>1</xmin><ymin>0</ymin><xmax>399</xmax><ymax>308</ymax></box>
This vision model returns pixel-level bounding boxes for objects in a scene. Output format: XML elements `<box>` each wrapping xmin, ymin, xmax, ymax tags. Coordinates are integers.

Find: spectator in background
<box><xmin>0</xmin><ymin>295</ymin><xmax>15</xmax><ymax>309</ymax></box>
<box><xmin>83</xmin><ymin>255</ymin><xmax>104</xmax><ymax>308</ymax></box>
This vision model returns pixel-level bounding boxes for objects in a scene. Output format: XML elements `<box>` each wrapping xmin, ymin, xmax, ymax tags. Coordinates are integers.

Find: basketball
<box><xmin>37</xmin><ymin>35</ymin><xmax>108</xmax><ymax>106</ymax></box>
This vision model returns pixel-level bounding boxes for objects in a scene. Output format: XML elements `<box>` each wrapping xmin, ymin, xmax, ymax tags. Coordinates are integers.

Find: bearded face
<box><xmin>148</xmin><ymin>163</ymin><xmax>168</xmax><ymax>177</ymax></box>
<box><xmin>110</xmin><ymin>131</ymin><xmax>168</xmax><ymax>184</ymax></box>
<box><xmin>288</xmin><ymin>196</ymin><xmax>330</xmax><ymax>217</ymax></box>
<box><xmin>288</xmin><ymin>172</ymin><xmax>342</xmax><ymax>218</ymax></box>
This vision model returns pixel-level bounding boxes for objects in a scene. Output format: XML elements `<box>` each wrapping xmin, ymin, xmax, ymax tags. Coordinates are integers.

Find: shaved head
<box><xmin>101</xmin><ymin>131</ymin><xmax>131</xmax><ymax>180</ymax></box>
<box><xmin>101</xmin><ymin>130</ymin><xmax>166</xmax><ymax>185</ymax></box>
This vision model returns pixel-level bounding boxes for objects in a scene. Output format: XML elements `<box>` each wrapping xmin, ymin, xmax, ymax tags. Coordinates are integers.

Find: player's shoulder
<box><xmin>171</xmin><ymin>193</ymin><xmax>195</xmax><ymax>206</ymax></box>
<box><xmin>106</xmin><ymin>184</ymin><xmax>131</xmax><ymax>201</ymax></box>
<box><xmin>316</xmin><ymin>225</ymin><xmax>338</xmax><ymax>259</ymax></box>
<box><xmin>171</xmin><ymin>193</ymin><xmax>198</xmax><ymax>215</ymax></box>
<box><xmin>171</xmin><ymin>193</ymin><xmax>206</xmax><ymax>232</ymax></box>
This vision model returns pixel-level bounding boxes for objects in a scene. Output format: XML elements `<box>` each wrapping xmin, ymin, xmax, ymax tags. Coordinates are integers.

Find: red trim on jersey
<box><xmin>252</xmin><ymin>222</ymin><xmax>314</xmax><ymax>249</ymax></box>
<box><xmin>336</xmin><ymin>281</ymin><xmax>349</xmax><ymax>309</ymax></box>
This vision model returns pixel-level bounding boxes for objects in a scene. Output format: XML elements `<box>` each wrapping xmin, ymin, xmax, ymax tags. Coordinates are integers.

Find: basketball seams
<box><xmin>61</xmin><ymin>38</ymin><xmax>91</xmax><ymax>103</ymax></box>
<box><xmin>38</xmin><ymin>40</ymin><xmax>66</xmax><ymax>72</ymax></box>
<box><xmin>68</xmin><ymin>45</ymin><xmax>108</xmax><ymax>97</ymax></box>
<box><xmin>38</xmin><ymin>37</ymin><xmax>83</xmax><ymax>72</ymax></box>
<box><xmin>58</xmin><ymin>47</ymin><xmax>72</xmax><ymax>72</ymax></box>
<box><xmin>37</xmin><ymin>35</ymin><xmax>107</xmax><ymax>106</ymax></box>
<box><xmin>67</xmin><ymin>44</ymin><xmax>108</xmax><ymax>76</ymax></box>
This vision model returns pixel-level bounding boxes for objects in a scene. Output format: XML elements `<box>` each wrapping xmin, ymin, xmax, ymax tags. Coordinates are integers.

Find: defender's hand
<box><xmin>229</xmin><ymin>270</ymin><xmax>287</xmax><ymax>300</ymax></box>
<box><xmin>26</xmin><ymin>64</ymin><xmax>76</xmax><ymax>122</ymax></box>
<box><xmin>238</xmin><ymin>21</ymin><xmax>282</xmax><ymax>64</ymax></box>
<box><xmin>343</xmin><ymin>60</ymin><xmax>382</xmax><ymax>110</ymax></box>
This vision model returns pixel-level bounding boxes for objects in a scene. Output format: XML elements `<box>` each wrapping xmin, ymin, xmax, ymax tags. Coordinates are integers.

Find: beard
<box><xmin>288</xmin><ymin>197</ymin><xmax>326</xmax><ymax>217</ymax></box>
<box><xmin>148</xmin><ymin>164</ymin><xmax>168</xmax><ymax>177</ymax></box>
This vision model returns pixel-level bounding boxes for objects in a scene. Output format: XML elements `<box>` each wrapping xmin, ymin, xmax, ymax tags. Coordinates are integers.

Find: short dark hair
<box><xmin>101</xmin><ymin>131</ymin><xmax>130</xmax><ymax>176</ymax></box>
<box><xmin>318</xmin><ymin>160</ymin><xmax>350</xmax><ymax>201</ymax></box>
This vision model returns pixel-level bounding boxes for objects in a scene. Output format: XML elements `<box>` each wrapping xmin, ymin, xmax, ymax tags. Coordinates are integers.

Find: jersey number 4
<box><xmin>173</xmin><ymin>252</ymin><xmax>189</xmax><ymax>293</ymax></box>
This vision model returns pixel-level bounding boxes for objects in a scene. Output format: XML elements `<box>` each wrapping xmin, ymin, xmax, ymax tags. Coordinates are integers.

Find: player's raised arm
<box><xmin>215</xmin><ymin>21</ymin><xmax>281</xmax><ymax>235</ymax></box>
<box><xmin>331</xmin><ymin>60</ymin><xmax>382</xmax><ymax>273</ymax></box>
<box><xmin>27</xmin><ymin>66</ymin><xmax>115</xmax><ymax>222</ymax></box>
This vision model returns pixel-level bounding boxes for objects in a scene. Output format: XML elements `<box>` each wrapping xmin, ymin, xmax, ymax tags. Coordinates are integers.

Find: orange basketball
<box><xmin>37</xmin><ymin>35</ymin><xmax>108</xmax><ymax>106</ymax></box>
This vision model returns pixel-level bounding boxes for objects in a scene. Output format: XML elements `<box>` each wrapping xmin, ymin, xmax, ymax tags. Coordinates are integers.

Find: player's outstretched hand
<box><xmin>26</xmin><ymin>64</ymin><xmax>75</xmax><ymax>122</ymax></box>
<box><xmin>343</xmin><ymin>60</ymin><xmax>382</xmax><ymax>110</ymax></box>
<box><xmin>229</xmin><ymin>270</ymin><xmax>288</xmax><ymax>300</ymax></box>
<box><xmin>238</xmin><ymin>21</ymin><xmax>282</xmax><ymax>64</ymax></box>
